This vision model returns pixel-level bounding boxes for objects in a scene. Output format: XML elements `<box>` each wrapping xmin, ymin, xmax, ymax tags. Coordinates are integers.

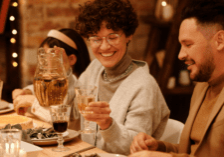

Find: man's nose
<box><xmin>178</xmin><ymin>47</ymin><xmax>187</xmax><ymax>61</ymax></box>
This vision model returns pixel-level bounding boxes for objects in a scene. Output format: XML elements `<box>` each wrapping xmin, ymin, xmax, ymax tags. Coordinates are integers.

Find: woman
<box><xmin>73</xmin><ymin>0</ymin><xmax>170</xmax><ymax>155</ymax></box>
<box><xmin>12</xmin><ymin>28</ymin><xmax>90</xmax><ymax>130</ymax></box>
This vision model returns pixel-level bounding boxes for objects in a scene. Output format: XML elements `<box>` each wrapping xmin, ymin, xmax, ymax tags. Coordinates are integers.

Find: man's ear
<box><xmin>215</xmin><ymin>30</ymin><xmax>224</xmax><ymax>51</ymax></box>
<box><xmin>68</xmin><ymin>54</ymin><xmax>77</xmax><ymax>66</ymax></box>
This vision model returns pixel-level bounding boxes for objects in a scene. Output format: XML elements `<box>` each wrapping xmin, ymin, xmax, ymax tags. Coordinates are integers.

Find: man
<box><xmin>129</xmin><ymin>0</ymin><xmax>224</xmax><ymax>157</ymax></box>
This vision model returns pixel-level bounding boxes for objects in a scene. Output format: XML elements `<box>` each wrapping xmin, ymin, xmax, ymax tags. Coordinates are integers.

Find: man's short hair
<box><xmin>181</xmin><ymin>0</ymin><xmax>224</xmax><ymax>29</ymax></box>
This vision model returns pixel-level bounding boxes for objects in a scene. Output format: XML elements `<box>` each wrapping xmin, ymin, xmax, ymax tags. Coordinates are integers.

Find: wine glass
<box><xmin>75</xmin><ymin>85</ymin><xmax>97</xmax><ymax>134</ymax></box>
<box><xmin>50</xmin><ymin>105</ymin><xmax>71</xmax><ymax>152</ymax></box>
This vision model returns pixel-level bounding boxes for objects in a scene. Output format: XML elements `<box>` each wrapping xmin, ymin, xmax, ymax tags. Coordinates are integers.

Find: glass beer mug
<box><xmin>34</xmin><ymin>47</ymin><xmax>68</xmax><ymax>107</ymax></box>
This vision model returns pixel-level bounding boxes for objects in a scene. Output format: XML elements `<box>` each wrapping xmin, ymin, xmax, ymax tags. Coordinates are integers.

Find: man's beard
<box><xmin>193</xmin><ymin>50</ymin><xmax>215</xmax><ymax>82</ymax></box>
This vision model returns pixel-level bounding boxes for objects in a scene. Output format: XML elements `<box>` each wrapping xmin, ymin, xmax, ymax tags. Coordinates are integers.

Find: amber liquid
<box><xmin>34</xmin><ymin>77</ymin><xmax>68</xmax><ymax>106</ymax></box>
<box><xmin>77</xmin><ymin>95</ymin><xmax>95</xmax><ymax>114</ymax></box>
<box><xmin>53</xmin><ymin>120</ymin><xmax>68</xmax><ymax>133</ymax></box>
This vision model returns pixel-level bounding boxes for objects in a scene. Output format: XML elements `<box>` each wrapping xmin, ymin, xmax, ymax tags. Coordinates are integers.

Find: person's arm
<box><xmin>99</xmin><ymin>74</ymin><xmax>170</xmax><ymax>155</ymax></box>
<box><xmin>30</xmin><ymin>98</ymin><xmax>51</xmax><ymax>123</ymax></box>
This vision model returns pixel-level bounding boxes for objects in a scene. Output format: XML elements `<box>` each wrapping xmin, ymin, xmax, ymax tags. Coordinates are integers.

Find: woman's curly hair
<box><xmin>76</xmin><ymin>0</ymin><xmax>139</xmax><ymax>38</ymax></box>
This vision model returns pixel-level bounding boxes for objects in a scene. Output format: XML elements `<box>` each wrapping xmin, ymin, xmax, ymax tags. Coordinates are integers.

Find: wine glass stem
<box><xmin>84</xmin><ymin>119</ymin><xmax>90</xmax><ymax>130</ymax></box>
<box><xmin>57</xmin><ymin>133</ymin><xmax>64</xmax><ymax>149</ymax></box>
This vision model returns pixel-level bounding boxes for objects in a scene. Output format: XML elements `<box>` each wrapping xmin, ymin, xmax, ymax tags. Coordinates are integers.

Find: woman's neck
<box><xmin>104</xmin><ymin>53</ymin><xmax>132</xmax><ymax>78</ymax></box>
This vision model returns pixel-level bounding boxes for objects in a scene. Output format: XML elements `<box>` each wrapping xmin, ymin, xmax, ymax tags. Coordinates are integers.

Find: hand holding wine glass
<box><xmin>75</xmin><ymin>85</ymin><xmax>97</xmax><ymax>134</ymax></box>
<box><xmin>50</xmin><ymin>105</ymin><xmax>71</xmax><ymax>152</ymax></box>
<box><xmin>84</xmin><ymin>101</ymin><xmax>112</xmax><ymax>130</ymax></box>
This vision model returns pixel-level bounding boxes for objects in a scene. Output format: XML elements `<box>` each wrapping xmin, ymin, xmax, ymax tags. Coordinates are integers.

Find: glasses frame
<box><xmin>88</xmin><ymin>33</ymin><xmax>122</xmax><ymax>48</ymax></box>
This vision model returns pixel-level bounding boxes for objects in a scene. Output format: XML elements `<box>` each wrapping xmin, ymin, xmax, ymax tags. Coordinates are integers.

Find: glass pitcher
<box><xmin>33</xmin><ymin>47</ymin><xmax>68</xmax><ymax>107</ymax></box>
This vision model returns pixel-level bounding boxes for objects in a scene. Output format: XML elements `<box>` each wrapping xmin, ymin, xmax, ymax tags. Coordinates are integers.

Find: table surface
<box><xmin>1</xmin><ymin>109</ymin><xmax>107</xmax><ymax>157</ymax></box>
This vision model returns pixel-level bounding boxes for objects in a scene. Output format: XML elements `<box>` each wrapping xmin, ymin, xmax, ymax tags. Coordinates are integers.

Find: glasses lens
<box><xmin>107</xmin><ymin>34</ymin><xmax>120</xmax><ymax>46</ymax></box>
<box><xmin>89</xmin><ymin>34</ymin><xmax>120</xmax><ymax>48</ymax></box>
<box><xmin>89</xmin><ymin>37</ymin><xmax>102</xmax><ymax>48</ymax></box>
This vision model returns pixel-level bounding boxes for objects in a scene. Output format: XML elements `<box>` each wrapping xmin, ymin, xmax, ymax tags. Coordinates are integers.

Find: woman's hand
<box><xmin>84</xmin><ymin>101</ymin><xmax>112</xmax><ymax>130</ymax></box>
<box><xmin>12</xmin><ymin>89</ymin><xmax>33</xmax><ymax>100</ymax></box>
<box><xmin>128</xmin><ymin>150</ymin><xmax>172</xmax><ymax>157</ymax></box>
<box><xmin>130</xmin><ymin>132</ymin><xmax>158</xmax><ymax>154</ymax></box>
<box><xmin>13</xmin><ymin>95</ymin><xmax>36</xmax><ymax>114</ymax></box>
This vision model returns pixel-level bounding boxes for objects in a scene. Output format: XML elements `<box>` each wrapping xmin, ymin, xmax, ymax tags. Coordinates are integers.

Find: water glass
<box><xmin>0</xmin><ymin>129</ymin><xmax>22</xmax><ymax>157</ymax></box>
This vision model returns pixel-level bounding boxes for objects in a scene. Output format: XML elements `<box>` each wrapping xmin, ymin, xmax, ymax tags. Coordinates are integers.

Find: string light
<box><xmin>161</xmin><ymin>1</ymin><xmax>167</xmax><ymax>6</ymax></box>
<box><xmin>12</xmin><ymin>52</ymin><xmax>18</xmax><ymax>58</ymax></box>
<box><xmin>12</xmin><ymin>29</ymin><xmax>17</xmax><ymax>35</ymax></box>
<box><xmin>12</xmin><ymin>61</ymin><xmax>18</xmax><ymax>67</ymax></box>
<box><xmin>12</xmin><ymin>2</ymin><xmax>18</xmax><ymax>7</ymax></box>
<box><xmin>9</xmin><ymin>16</ymin><xmax>15</xmax><ymax>21</ymax></box>
<box><xmin>10</xmin><ymin>0</ymin><xmax>20</xmax><ymax>70</ymax></box>
<box><xmin>10</xmin><ymin>38</ymin><xmax>16</xmax><ymax>43</ymax></box>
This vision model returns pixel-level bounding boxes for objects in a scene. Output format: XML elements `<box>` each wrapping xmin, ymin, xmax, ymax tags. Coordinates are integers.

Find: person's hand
<box><xmin>130</xmin><ymin>132</ymin><xmax>158</xmax><ymax>154</ymax></box>
<box><xmin>13</xmin><ymin>95</ymin><xmax>36</xmax><ymax>114</ymax></box>
<box><xmin>12</xmin><ymin>89</ymin><xmax>33</xmax><ymax>100</ymax></box>
<box><xmin>84</xmin><ymin>101</ymin><xmax>112</xmax><ymax>130</ymax></box>
<box><xmin>128</xmin><ymin>150</ymin><xmax>172</xmax><ymax>157</ymax></box>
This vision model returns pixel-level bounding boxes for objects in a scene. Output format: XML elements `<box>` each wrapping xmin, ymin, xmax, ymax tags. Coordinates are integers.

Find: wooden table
<box><xmin>2</xmin><ymin>110</ymin><xmax>107</xmax><ymax>157</ymax></box>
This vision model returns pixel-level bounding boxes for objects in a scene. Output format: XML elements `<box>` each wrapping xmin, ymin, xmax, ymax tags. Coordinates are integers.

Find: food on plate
<box><xmin>0</xmin><ymin>115</ymin><xmax>33</xmax><ymax>130</ymax></box>
<box><xmin>83</xmin><ymin>154</ymin><xmax>100</xmax><ymax>157</ymax></box>
<box><xmin>27</xmin><ymin>127</ymin><xmax>58</xmax><ymax>140</ymax></box>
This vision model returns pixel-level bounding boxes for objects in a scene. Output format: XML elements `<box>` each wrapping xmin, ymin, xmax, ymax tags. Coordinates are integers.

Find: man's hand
<box><xmin>130</xmin><ymin>132</ymin><xmax>159</xmax><ymax>154</ymax></box>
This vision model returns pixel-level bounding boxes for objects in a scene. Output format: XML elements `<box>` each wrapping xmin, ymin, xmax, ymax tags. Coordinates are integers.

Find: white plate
<box><xmin>31</xmin><ymin>130</ymin><xmax>69</xmax><ymax>141</ymax></box>
<box><xmin>0</xmin><ymin>100</ymin><xmax>9</xmax><ymax>110</ymax></box>
<box><xmin>32</xmin><ymin>129</ymin><xmax>79</xmax><ymax>146</ymax></box>
<box><xmin>21</xmin><ymin>141</ymin><xmax>43</xmax><ymax>157</ymax></box>
<box><xmin>0</xmin><ymin>103</ymin><xmax>14</xmax><ymax>114</ymax></box>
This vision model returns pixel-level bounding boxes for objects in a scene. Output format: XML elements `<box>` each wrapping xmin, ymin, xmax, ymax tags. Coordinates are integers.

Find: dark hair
<box><xmin>75</xmin><ymin>0</ymin><xmax>139</xmax><ymax>38</ymax></box>
<box><xmin>40</xmin><ymin>28</ymin><xmax>91</xmax><ymax>77</ymax></box>
<box><xmin>181</xmin><ymin>0</ymin><xmax>224</xmax><ymax>29</ymax></box>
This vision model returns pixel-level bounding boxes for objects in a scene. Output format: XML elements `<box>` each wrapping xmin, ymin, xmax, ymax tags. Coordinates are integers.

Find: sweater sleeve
<box><xmin>99</xmin><ymin>71</ymin><xmax>170</xmax><ymax>155</ymax></box>
<box><xmin>23</xmin><ymin>84</ymin><xmax>35</xmax><ymax>94</ymax></box>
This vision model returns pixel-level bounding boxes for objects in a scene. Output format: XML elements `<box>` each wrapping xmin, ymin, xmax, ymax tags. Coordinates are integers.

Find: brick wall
<box><xmin>18</xmin><ymin>0</ymin><xmax>156</xmax><ymax>87</ymax></box>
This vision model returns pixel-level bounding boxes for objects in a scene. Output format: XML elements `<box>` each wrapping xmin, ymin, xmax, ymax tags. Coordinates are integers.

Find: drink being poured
<box><xmin>34</xmin><ymin>47</ymin><xmax>68</xmax><ymax>107</ymax></box>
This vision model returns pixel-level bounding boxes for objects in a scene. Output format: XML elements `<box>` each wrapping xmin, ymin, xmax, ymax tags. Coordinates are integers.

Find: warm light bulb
<box><xmin>12</xmin><ymin>62</ymin><xmax>18</xmax><ymax>67</ymax></box>
<box><xmin>12</xmin><ymin>52</ymin><xmax>18</xmax><ymax>58</ymax></box>
<box><xmin>161</xmin><ymin>1</ymin><xmax>167</xmax><ymax>6</ymax></box>
<box><xmin>12</xmin><ymin>2</ymin><xmax>18</xmax><ymax>7</ymax></box>
<box><xmin>12</xmin><ymin>29</ymin><xmax>17</xmax><ymax>35</ymax></box>
<box><xmin>10</xmin><ymin>38</ymin><xmax>16</xmax><ymax>43</ymax></box>
<box><xmin>10</xmin><ymin>16</ymin><xmax>15</xmax><ymax>21</ymax></box>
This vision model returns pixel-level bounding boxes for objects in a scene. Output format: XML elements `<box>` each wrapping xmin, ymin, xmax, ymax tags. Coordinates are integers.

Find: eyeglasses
<box><xmin>88</xmin><ymin>33</ymin><xmax>121</xmax><ymax>48</ymax></box>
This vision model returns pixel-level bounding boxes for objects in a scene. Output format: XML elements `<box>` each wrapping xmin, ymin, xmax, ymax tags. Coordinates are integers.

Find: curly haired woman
<box><xmin>74</xmin><ymin>0</ymin><xmax>170</xmax><ymax>155</ymax></box>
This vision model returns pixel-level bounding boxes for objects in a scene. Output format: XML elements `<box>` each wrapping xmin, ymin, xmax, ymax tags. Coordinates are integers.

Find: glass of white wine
<box><xmin>75</xmin><ymin>85</ymin><xmax>97</xmax><ymax>134</ymax></box>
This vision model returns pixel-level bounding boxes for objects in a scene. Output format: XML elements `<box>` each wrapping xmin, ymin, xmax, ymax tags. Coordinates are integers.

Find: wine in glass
<box><xmin>50</xmin><ymin>105</ymin><xmax>71</xmax><ymax>152</ymax></box>
<box><xmin>75</xmin><ymin>85</ymin><xmax>97</xmax><ymax>134</ymax></box>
